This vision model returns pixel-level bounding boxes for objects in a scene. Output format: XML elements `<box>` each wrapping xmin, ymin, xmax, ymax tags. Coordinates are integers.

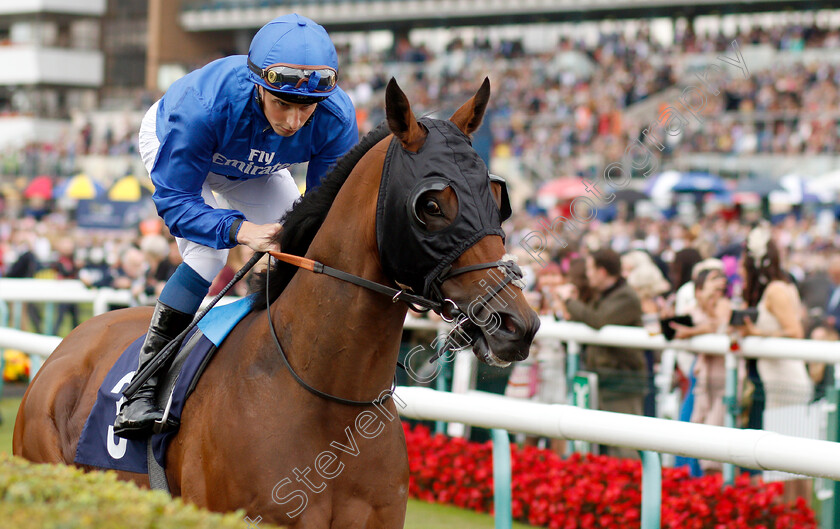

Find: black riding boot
<box><xmin>113</xmin><ymin>301</ymin><xmax>193</xmax><ymax>439</ymax></box>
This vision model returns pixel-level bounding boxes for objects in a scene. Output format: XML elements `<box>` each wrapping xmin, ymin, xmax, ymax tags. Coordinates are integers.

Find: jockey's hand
<box><xmin>236</xmin><ymin>221</ymin><xmax>283</xmax><ymax>253</ymax></box>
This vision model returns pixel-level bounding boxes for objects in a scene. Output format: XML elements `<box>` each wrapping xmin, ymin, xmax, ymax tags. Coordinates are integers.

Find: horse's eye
<box><xmin>422</xmin><ymin>199</ymin><xmax>442</xmax><ymax>216</ymax></box>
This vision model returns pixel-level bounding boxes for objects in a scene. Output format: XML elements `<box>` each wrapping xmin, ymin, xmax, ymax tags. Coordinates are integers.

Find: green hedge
<box><xmin>0</xmin><ymin>453</ymin><xmax>283</xmax><ymax>529</ymax></box>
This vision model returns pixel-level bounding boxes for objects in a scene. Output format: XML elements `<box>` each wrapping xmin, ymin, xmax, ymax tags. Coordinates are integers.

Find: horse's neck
<box><xmin>270</xmin><ymin>168</ymin><xmax>407</xmax><ymax>402</ymax></box>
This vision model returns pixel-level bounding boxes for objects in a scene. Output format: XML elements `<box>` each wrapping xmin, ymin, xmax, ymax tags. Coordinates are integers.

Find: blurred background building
<box><xmin>0</xmin><ymin>0</ymin><xmax>104</xmax><ymax>147</ymax></box>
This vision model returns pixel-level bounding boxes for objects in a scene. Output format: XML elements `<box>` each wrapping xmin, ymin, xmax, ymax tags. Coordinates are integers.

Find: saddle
<box><xmin>74</xmin><ymin>296</ymin><xmax>256</xmax><ymax>476</ymax></box>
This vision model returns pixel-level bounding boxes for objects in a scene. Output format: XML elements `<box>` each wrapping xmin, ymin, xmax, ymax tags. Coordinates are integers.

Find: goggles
<box><xmin>248</xmin><ymin>58</ymin><xmax>337</xmax><ymax>94</ymax></box>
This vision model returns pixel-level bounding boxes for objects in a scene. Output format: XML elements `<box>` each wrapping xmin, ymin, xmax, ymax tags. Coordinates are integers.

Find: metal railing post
<box><xmin>821</xmin><ymin>386</ymin><xmax>840</xmax><ymax>529</ymax></box>
<box><xmin>566</xmin><ymin>340</ymin><xmax>580</xmax><ymax>454</ymax></box>
<box><xmin>491</xmin><ymin>428</ymin><xmax>512</xmax><ymax>529</ymax></box>
<box><xmin>434</xmin><ymin>325</ymin><xmax>449</xmax><ymax>435</ymax></box>
<box><xmin>12</xmin><ymin>300</ymin><xmax>22</xmax><ymax>329</ymax></box>
<box><xmin>43</xmin><ymin>302</ymin><xmax>55</xmax><ymax>336</ymax></box>
<box><xmin>723</xmin><ymin>351</ymin><xmax>739</xmax><ymax>485</ymax></box>
<box><xmin>640</xmin><ymin>450</ymin><xmax>662</xmax><ymax>529</ymax></box>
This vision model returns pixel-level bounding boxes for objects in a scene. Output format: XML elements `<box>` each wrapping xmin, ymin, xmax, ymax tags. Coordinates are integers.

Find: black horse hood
<box><xmin>376</xmin><ymin>117</ymin><xmax>506</xmax><ymax>297</ymax></box>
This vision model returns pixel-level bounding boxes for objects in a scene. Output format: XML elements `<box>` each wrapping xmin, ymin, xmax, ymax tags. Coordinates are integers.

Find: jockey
<box><xmin>114</xmin><ymin>13</ymin><xmax>358</xmax><ymax>439</ymax></box>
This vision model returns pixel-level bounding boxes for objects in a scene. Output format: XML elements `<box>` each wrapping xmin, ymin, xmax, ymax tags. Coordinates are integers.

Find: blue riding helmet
<box><xmin>247</xmin><ymin>13</ymin><xmax>339</xmax><ymax>105</ymax></box>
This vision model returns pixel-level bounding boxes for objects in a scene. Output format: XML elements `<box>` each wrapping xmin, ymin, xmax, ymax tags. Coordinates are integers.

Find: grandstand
<box><xmin>179</xmin><ymin>0</ymin><xmax>838</xmax><ymax>32</ymax></box>
<box><xmin>151</xmin><ymin>0</ymin><xmax>840</xmax><ymax>187</ymax></box>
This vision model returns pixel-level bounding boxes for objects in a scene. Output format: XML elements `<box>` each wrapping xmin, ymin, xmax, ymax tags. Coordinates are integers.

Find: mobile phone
<box><xmin>729</xmin><ymin>308</ymin><xmax>759</xmax><ymax>326</ymax></box>
<box><xmin>660</xmin><ymin>315</ymin><xmax>693</xmax><ymax>341</ymax></box>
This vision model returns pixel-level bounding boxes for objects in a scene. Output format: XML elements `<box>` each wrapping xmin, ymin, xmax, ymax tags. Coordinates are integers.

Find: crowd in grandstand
<box><xmin>1</xmin><ymin>22</ymin><xmax>840</xmax><ymax>183</ymax></box>
<box><xmin>340</xmin><ymin>22</ymin><xmax>840</xmax><ymax>178</ymax></box>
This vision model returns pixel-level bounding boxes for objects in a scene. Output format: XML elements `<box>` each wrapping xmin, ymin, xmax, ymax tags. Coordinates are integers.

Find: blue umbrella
<box><xmin>671</xmin><ymin>172</ymin><xmax>728</xmax><ymax>194</ymax></box>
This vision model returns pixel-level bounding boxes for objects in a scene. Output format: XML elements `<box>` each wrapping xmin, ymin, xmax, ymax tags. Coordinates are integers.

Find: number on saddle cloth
<box><xmin>73</xmin><ymin>296</ymin><xmax>257</xmax><ymax>473</ymax></box>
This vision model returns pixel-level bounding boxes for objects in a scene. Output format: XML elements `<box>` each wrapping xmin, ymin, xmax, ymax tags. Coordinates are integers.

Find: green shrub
<box><xmin>0</xmin><ymin>453</ymin><xmax>284</xmax><ymax>529</ymax></box>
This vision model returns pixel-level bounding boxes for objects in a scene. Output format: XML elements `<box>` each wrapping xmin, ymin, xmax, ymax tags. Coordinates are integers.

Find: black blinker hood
<box><xmin>376</xmin><ymin>117</ymin><xmax>506</xmax><ymax>297</ymax></box>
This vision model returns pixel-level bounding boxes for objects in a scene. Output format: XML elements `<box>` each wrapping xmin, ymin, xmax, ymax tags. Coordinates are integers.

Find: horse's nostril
<box><xmin>502</xmin><ymin>313</ymin><xmax>517</xmax><ymax>334</ymax></box>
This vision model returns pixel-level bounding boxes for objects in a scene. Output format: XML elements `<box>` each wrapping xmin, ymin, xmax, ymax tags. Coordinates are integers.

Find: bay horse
<box><xmin>14</xmin><ymin>78</ymin><xmax>539</xmax><ymax>528</ymax></box>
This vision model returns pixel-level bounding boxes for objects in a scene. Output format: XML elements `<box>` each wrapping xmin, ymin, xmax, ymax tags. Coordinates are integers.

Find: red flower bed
<box><xmin>404</xmin><ymin>423</ymin><xmax>816</xmax><ymax>528</ymax></box>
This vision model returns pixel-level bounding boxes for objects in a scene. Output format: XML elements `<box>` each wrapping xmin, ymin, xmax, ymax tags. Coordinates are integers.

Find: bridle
<box><xmin>264</xmin><ymin>250</ymin><xmax>523</xmax><ymax>406</ymax></box>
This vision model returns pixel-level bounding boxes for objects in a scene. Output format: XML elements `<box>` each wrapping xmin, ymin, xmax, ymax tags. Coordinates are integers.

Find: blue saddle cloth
<box><xmin>74</xmin><ymin>296</ymin><xmax>256</xmax><ymax>473</ymax></box>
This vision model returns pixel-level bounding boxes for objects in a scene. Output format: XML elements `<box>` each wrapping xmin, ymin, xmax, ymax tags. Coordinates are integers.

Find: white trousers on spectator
<box><xmin>139</xmin><ymin>101</ymin><xmax>300</xmax><ymax>282</ymax></box>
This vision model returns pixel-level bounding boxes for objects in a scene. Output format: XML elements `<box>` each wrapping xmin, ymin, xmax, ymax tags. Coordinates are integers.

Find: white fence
<box><xmin>0</xmin><ymin>278</ymin><xmax>135</xmax><ymax>319</ymax></box>
<box><xmin>0</xmin><ymin>327</ymin><xmax>60</xmax><ymax>358</ymax></box>
<box><xmin>396</xmin><ymin>386</ymin><xmax>840</xmax><ymax>480</ymax></box>
<box><xmin>405</xmin><ymin>315</ymin><xmax>840</xmax><ymax>364</ymax></box>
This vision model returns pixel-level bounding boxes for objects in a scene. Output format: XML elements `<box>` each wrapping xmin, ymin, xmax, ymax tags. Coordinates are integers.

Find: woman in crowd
<box><xmin>737</xmin><ymin>223</ymin><xmax>811</xmax><ymax>408</ymax></box>
<box><xmin>672</xmin><ymin>268</ymin><xmax>733</xmax><ymax>473</ymax></box>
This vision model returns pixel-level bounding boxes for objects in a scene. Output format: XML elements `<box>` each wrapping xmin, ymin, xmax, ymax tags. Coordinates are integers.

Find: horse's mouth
<box><xmin>472</xmin><ymin>332</ymin><xmax>511</xmax><ymax>368</ymax></box>
<box><xmin>461</xmin><ymin>316</ymin><xmax>527</xmax><ymax>367</ymax></box>
<box><xmin>444</xmin><ymin>293</ymin><xmax>539</xmax><ymax>367</ymax></box>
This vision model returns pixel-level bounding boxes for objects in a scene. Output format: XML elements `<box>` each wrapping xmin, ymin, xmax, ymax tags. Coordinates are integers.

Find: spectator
<box><xmin>79</xmin><ymin>246</ymin><xmax>114</xmax><ymax>289</ymax></box>
<box><xmin>624</xmin><ymin>261</ymin><xmax>671</xmax><ymax>417</ymax></box>
<box><xmin>529</xmin><ymin>260</ymin><xmax>568</xmax><ymax>412</ymax></box>
<box><xmin>533</xmin><ymin>261</ymin><xmax>565</xmax><ymax>319</ymax></box>
<box><xmin>670</xmin><ymin>248</ymin><xmax>703</xmax><ymax>315</ymax></box>
<box><xmin>557</xmin><ymin>248</ymin><xmax>646</xmax><ymax>458</ymax></box>
<box><xmin>735</xmin><ymin>221</ymin><xmax>812</xmax><ymax>484</ymax></box>
<box><xmin>565</xmin><ymin>256</ymin><xmax>595</xmax><ymax>304</ymax></box>
<box><xmin>110</xmin><ymin>246</ymin><xmax>149</xmax><ymax>300</ymax></box>
<box><xmin>139</xmin><ymin>234</ymin><xmax>172</xmax><ymax>298</ymax></box>
<box><xmin>6</xmin><ymin>237</ymin><xmax>43</xmax><ymax>333</ymax></box>
<box><xmin>51</xmin><ymin>237</ymin><xmax>80</xmax><ymax>334</ymax></box>
<box><xmin>621</xmin><ymin>250</ymin><xmax>655</xmax><ymax>280</ymax></box>
<box><xmin>672</xmin><ymin>268</ymin><xmax>734</xmax><ymax>474</ymax></box>
<box><xmin>826</xmin><ymin>254</ymin><xmax>840</xmax><ymax>334</ymax></box>
<box><xmin>671</xmin><ymin>257</ymin><xmax>726</xmax><ymax>374</ymax></box>
<box><xmin>626</xmin><ymin>261</ymin><xmax>671</xmax><ymax>316</ymax></box>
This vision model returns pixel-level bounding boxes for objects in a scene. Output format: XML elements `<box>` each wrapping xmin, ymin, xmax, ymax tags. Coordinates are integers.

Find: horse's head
<box><xmin>379</xmin><ymin>78</ymin><xmax>539</xmax><ymax>366</ymax></box>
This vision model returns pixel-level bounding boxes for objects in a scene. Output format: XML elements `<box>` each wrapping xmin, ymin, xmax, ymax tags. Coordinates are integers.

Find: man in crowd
<box><xmin>556</xmin><ymin>248</ymin><xmax>646</xmax><ymax>458</ymax></box>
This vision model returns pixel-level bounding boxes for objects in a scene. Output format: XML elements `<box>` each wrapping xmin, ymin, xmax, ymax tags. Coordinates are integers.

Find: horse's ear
<box><xmin>449</xmin><ymin>77</ymin><xmax>490</xmax><ymax>137</ymax></box>
<box><xmin>385</xmin><ymin>77</ymin><xmax>425</xmax><ymax>150</ymax></box>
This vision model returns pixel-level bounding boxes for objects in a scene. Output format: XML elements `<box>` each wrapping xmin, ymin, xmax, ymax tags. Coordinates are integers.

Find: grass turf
<box><xmin>405</xmin><ymin>498</ymin><xmax>535</xmax><ymax>528</ymax></box>
<box><xmin>0</xmin><ymin>395</ymin><xmax>21</xmax><ymax>454</ymax></box>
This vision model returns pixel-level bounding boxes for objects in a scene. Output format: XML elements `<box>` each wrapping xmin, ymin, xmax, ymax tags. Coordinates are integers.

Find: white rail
<box><xmin>404</xmin><ymin>315</ymin><xmax>840</xmax><ymax>362</ymax></box>
<box><xmin>4</xmin><ymin>324</ymin><xmax>836</xmax><ymax>478</ymax></box>
<box><xmin>396</xmin><ymin>386</ymin><xmax>840</xmax><ymax>480</ymax></box>
<box><xmin>0</xmin><ymin>328</ymin><xmax>61</xmax><ymax>358</ymax></box>
<box><xmin>0</xmin><ymin>278</ymin><xmax>135</xmax><ymax>316</ymax></box>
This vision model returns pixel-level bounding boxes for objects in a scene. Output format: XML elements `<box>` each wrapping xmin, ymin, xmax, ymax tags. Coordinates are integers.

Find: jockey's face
<box><xmin>258</xmin><ymin>86</ymin><xmax>317</xmax><ymax>137</ymax></box>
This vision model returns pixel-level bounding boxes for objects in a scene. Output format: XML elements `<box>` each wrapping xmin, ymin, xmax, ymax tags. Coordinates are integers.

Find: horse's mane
<box><xmin>250</xmin><ymin>121</ymin><xmax>392</xmax><ymax>310</ymax></box>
